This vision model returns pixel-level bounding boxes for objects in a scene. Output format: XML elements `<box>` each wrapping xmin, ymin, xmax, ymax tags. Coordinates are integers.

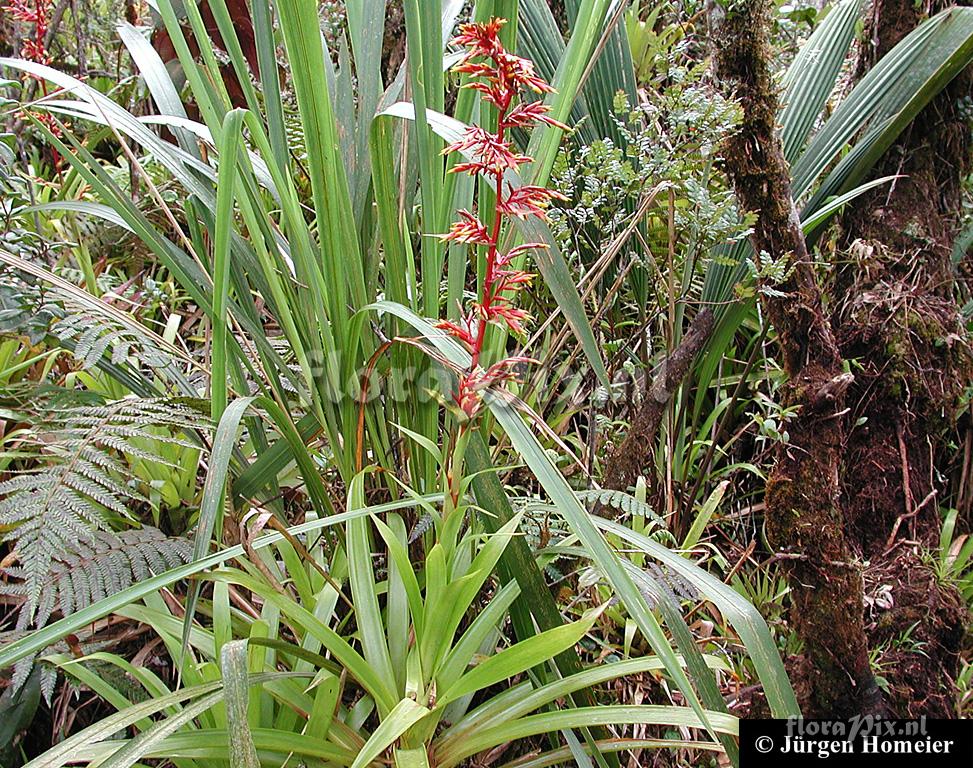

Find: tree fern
<box><xmin>1</xmin><ymin>526</ymin><xmax>193</xmax><ymax>696</ymax></box>
<box><xmin>0</xmin><ymin>397</ymin><xmax>206</xmax><ymax>617</ymax></box>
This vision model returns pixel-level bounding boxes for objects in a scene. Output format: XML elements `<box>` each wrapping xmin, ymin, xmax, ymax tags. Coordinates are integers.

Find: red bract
<box><xmin>452</xmin><ymin>356</ymin><xmax>534</xmax><ymax>420</ymax></box>
<box><xmin>452</xmin><ymin>61</ymin><xmax>496</xmax><ymax>80</ymax></box>
<box><xmin>492</xmin><ymin>268</ymin><xmax>534</xmax><ymax>295</ymax></box>
<box><xmin>439</xmin><ymin>18</ymin><xmax>566</xmax><ymax>421</ymax></box>
<box><xmin>462</xmin><ymin>80</ymin><xmax>508</xmax><ymax>111</ymax></box>
<box><xmin>498</xmin><ymin>186</ymin><xmax>567</xmax><ymax>220</ymax></box>
<box><xmin>441</xmin><ymin>210</ymin><xmax>491</xmax><ymax>245</ymax></box>
<box><xmin>452</xmin><ymin>18</ymin><xmax>507</xmax><ymax>61</ymax></box>
<box><xmin>435</xmin><ymin>318</ymin><xmax>475</xmax><ymax>349</ymax></box>
<box><xmin>439</xmin><ymin>306</ymin><xmax>482</xmax><ymax>349</ymax></box>
<box><xmin>5</xmin><ymin>0</ymin><xmax>45</xmax><ymax>22</ymax></box>
<box><xmin>20</xmin><ymin>39</ymin><xmax>51</xmax><ymax>65</ymax></box>
<box><xmin>454</xmin><ymin>375</ymin><xmax>482</xmax><ymax>419</ymax></box>
<box><xmin>6</xmin><ymin>0</ymin><xmax>53</xmax><ymax>66</ymax></box>
<box><xmin>446</xmin><ymin>126</ymin><xmax>531</xmax><ymax>176</ymax></box>
<box><xmin>504</xmin><ymin>102</ymin><xmax>569</xmax><ymax>130</ymax></box>
<box><xmin>6</xmin><ymin>0</ymin><xmax>63</xmax><ymax>147</ymax></box>
<box><xmin>501</xmin><ymin>242</ymin><xmax>549</xmax><ymax>265</ymax></box>
<box><xmin>486</xmin><ymin>302</ymin><xmax>530</xmax><ymax>336</ymax></box>
<box><xmin>495</xmin><ymin>51</ymin><xmax>555</xmax><ymax>95</ymax></box>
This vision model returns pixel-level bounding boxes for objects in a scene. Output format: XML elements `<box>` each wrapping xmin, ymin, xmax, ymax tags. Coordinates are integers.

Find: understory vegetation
<box><xmin>0</xmin><ymin>0</ymin><xmax>971</xmax><ymax>766</ymax></box>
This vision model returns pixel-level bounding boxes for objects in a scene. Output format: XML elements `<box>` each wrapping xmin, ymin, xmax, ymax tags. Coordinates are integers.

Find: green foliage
<box><xmin>626</xmin><ymin>2</ymin><xmax>686</xmax><ymax>83</ymax></box>
<box><xmin>0</xmin><ymin>3</ymin><xmax>963</xmax><ymax>760</ymax></box>
<box><xmin>549</xmin><ymin>82</ymin><xmax>746</xmax><ymax>277</ymax></box>
<box><xmin>0</xmin><ymin>0</ymin><xmax>892</xmax><ymax>764</ymax></box>
<box><xmin>45</xmin><ymin>290</ymin><xmax>175</xmax><ymax>373</ymax></box>
<box><xmin>702</xmin><ymin>1</ymin><xmax>973</xmax><ymax>355</ymax></box>
<box><xmin>575</xmin><ymin>487</ymin><xmax>663</xmax><ymax>523</ymax></box>
<box><xmin>0</xmin><ymin>397</ymin><xmax>204</xmax><ymax>618</ymax></box>
<box><xmin>1</xmin><ymin>526</ymin><xmax>192</xmax><ymax>699</ymax></box>
<box><xmin>0</xmin><ymin>274</ymin><xmax>55</xmax><ymax>346</ymax></box>
<box><xmin>935</xmin><ymin>508</ymin><xmax>973</xmax><ymax>602</ymax></box>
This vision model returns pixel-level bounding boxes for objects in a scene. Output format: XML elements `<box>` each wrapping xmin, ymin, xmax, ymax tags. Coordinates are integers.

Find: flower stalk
<box><xmin>436</xmin><ymin>18</ymin><xmax>566</xmax><ymax>422</ymax></box>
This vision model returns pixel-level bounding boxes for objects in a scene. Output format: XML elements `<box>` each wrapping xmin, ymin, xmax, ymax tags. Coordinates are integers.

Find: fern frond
<box><xmin>1</xmin><ymin>527</ymin><xmax>192</xmax><ymax>697</ymax></box>
<box><xmin>409</xmin><ymin>513</ymin><xmax>436</xmax><ymax>543</ymax></box>
<box><xmin>574</xmin><ymin>488</ymin><xmax>664</xmax><ymax>523</ymax></box>
<box><xmin>42</xmin><ymin>286</ymin><xmax>179</xmax><ymax>374</ymax></box>
<box><xmin>636</xmin><ymin>563</ymin><xmax>701</xmax><ymax>609</ymax></box>
<box><xmin>0</xmin><ymin>273</ymin><xmax>179</xmax><ymax>376</ymax></box>
<box><xmin>1</xmin><ymin>528</ymin><xmax>192</xmax><ymax>628</ymax></box>
<box><xmin>0</xmin><ymin>397</ymin><xmax>206</xmax><ymax>617</ymax></box>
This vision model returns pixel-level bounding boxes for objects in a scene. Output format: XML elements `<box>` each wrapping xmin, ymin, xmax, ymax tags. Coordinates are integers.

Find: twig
<box><xmin>601</xmin><ymin>308</ymin><xmax>715</xmax><ymax>492</ymax></box>
<box><xmin>884</xmin><ymin>489</ymin><xmax>937</xmax><ymax>553</ymax></box>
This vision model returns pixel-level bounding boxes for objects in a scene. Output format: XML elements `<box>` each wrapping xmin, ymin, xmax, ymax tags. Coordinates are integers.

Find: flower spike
<box><xmin>439</xmin><ymin>17</ymin><xmax>567</xmax><ymax>420</ymax></box>
<box><xmin>451</xmin><ymin>18</ymin><xmax>507</xmax><ymax>62</ymax></box>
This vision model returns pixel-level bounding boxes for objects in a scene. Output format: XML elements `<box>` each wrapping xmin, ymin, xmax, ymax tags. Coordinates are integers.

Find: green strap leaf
<box><xmin>211</xmin><ymin>108</ymin><xmax>247</xmax><ymax>423</ymax></box>
<box><xmin>0</xmin><ymin>496</ymin><xmax>440</xmax><ymax>671</ymax></box>
<box><xmin>436</xmin><ymin>606</ymin><xmax>605</xmax><ymax>709</ymax></box>
<box><xmin>347</xmin><ymin>473</ymin><xmax>398</xmax><ymax>695</ymax></box>
<box><xmin>95</xmin><ymin>692</ymin><xmax>226</xmax><ymax>768</ymax></box>
<box><xmin>350</xmin><ymin>698</ymin><xmax>431</xmax><ymax>768</ymax></box>
<box><xmin>221</xmin><ymin>641</ymin><xmax>260</xmax><ymax>768</ymax></box>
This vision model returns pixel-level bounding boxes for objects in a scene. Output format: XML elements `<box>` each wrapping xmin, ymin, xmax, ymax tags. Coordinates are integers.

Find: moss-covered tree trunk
<box><xmin>835</xmin><ymin>0</ymin><xmax>971</xmax><ymax>717</ymax></box>
<box><xmin>708</xmin><ymin>0</ymin><xmax>882</xmax><ymax>717</ymax></box>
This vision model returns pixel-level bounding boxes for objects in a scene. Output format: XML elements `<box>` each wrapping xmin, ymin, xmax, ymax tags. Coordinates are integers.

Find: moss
<box><xmin>834</xmin><ymin>0</ymin><xmax>973</xmax><ymax>715</ymax></box>
<box><xmin>905</xmin><ymin>307</ymin><xmax>947</xmax><ymax>345</ymax></box>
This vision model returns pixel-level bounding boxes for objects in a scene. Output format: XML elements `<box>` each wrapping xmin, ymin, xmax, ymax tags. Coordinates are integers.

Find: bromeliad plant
<box><xmin>26</xmin><ymin>467</ymin><xmax>734</xmax><ymax>768</ymax></box>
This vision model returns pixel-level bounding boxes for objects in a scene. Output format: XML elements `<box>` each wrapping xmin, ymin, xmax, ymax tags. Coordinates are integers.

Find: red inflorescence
<box><xmin>441</xmin><ymin>210</ymin><xmax>492</xmax><ymax>246</ymax></box>
<box><xmin>6</xmin><ymin>0</ymin><xmax>63</xmax><ymax>141</ymax></box>
<box><xmin>446</xmin><ymin>126</ymin><xmax>532</xmax><ymax>176</ymax></box>
<box><xmin>6</xmin><ymin>0</ymin><xmax>53</xmax><ymax>66</ymax></box>
<box><xmin>434</xmin><ymin>18</ymin><xmax>566</xmax><ymax>420</ymax></box>
<box><xmin>504</xmin><ymin>101</ymin><xmax>569</xmax><ymax>130</ymax></box>
<box><xmin>498</xmin><ymin>185</ymin><xmax>568</xmax><ymax>220</ymax></box>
